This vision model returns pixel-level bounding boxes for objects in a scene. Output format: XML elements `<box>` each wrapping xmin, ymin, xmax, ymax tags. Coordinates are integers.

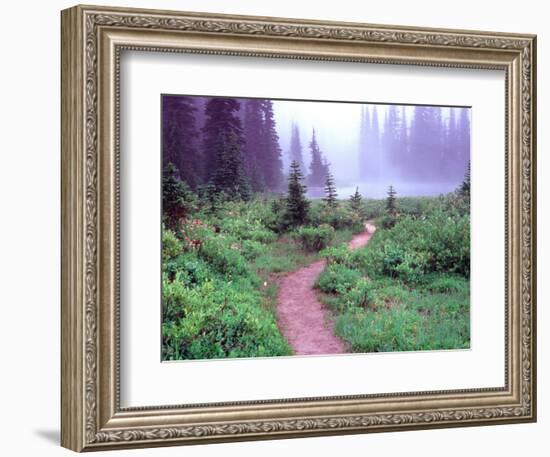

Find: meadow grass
<box><xmin>162</xmin><ymin>193</ymin><xmax>470</xmax><ymax>359</ymax></box>
<box><xmin>316</xmin><ymin>196</ymin><xmax>470</xmax><ymax>353</ymax></box>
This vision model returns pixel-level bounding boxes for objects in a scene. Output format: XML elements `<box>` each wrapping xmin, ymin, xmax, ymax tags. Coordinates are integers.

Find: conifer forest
<box><xmin>161</xmin><ymin>95</ymin><xmax>471</xmax><ymax>360</ymax></box>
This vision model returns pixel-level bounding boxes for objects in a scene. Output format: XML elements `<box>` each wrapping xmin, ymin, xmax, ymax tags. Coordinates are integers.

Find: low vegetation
<box><xmin>162</xmin><ymin>191</ymin><xmax>359</xmax><ymax>360</ymax></box>
<box><xmin>316</xmin><ymin>188</ymin><xmax>470</xmax><ymax>352</ymax></box>
<box><xmin>162</xmin><ymin>154</ymin><xmax>471</xmax><ymax>359</ymax></box>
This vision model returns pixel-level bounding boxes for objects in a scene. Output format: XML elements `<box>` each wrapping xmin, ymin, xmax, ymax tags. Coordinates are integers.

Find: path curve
<box><xmin>277</xmin><ymin>222</ymin><xmax>376</xmax><ymax>355</ymax></box>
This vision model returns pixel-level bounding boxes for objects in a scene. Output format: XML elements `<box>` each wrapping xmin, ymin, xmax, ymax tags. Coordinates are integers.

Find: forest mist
<box><xmin>162</xmin><ymin>94</ymin><xmax>470</xmax><ymax>199</ymax></box>
<box><xmin>161</xmin><ymin>94</ymin><xmax>472</xmax><ymax>361</ymax></box>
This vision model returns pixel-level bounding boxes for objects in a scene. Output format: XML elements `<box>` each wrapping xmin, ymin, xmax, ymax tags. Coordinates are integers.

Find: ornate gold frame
<box><xmin>61</xmin><ymin>4</ymin><xmax>537</xmax><ymax>452</ymax></box>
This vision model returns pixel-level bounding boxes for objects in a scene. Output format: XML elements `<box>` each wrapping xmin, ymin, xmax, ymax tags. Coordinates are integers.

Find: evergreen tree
<box><xmin>456</xmin><ymin>108</ymin><xmax>471</xmax><ymax>180</ymax></box>
<box><xmin>285</xmin><ymin>161</ymin><xmax>310</xmax><ymax>227</ymax></box>
<box><xmin>386</xmin><ymin>185</ymin><xmax>398</xmax><ymax>216</ymax></box>
<box><xmin>243</xmin><ymin>99</ymin><xmax>264</xmax><ymax>192</ymax></box>
<box><xmin>197</xmin><ymin>181</ymin><xmax>219</xmax><ymax>215</ymax></box>
<box><xmin>162</xmin><ymin>96</ymin><xmax>201</xmax><ymax>188</ymax></box>
<box><xmin>213</xmin><ymin>131</ymin><xmax>250</xmax><ymax>200</ymax></box>
<box><xmin>442</xmin><ymin>107</ymin><xmax>458</xmax><ymax>180</ymax></box>
<box><xmin>358</xmin><ymin>105</ymin><xmax>383</xmax><ymax>182</ymax></box>
<box><xmin>458</xmin><ymin>160</ymin><xmax>471</xmax><ymax>200</ymax></box>
<box><xmin>370</xmin><ymin>105</ymin><xmax>381</xmax><ymax>180</ymax></box>
<box><xmin>409</xmin><ymin>106</ymin><xmax>445</xmax><ymax>180</ymax></box>
<box><xmin>308</xmin><ymin>128</ymin><xmax>326</xmax><ymax>187</ymax></box>
<box><xmin>162</xmin><ymin>163</ymin><xmax>196</xmax><ymax>229</ymax></box>
<box><xmin>323</xmin><ymin>172</ymin><xmax>338</xmax><ymax>207</ymax></box>
<box><xmin>358</xmin><ymin>106</ymin><xmax>370</xmax><ymax>180</ymax></box>
<box><xmin>193</xmin><ymin>96</ymin><xmax>208</xmax><ymax>133</ymax></box>
<box><xmin>433</xmin><ymin>107</ymin><xmax>445</xmax><ymax>177</ymax></box>
<box><xmin>289</xmin><ymin>122</ymin><xmax>305</xmax><ymax>172</ymax></box>
<box><xmin>202</xmin><ymin>97</ymin><xmax>245</xmax><ymax>182</ymax></box>
<box><xmin>349</xmin><ymin>186</ymin><xmax>363</xmax><ymax>212</ymax></box>
<box><xmin>383</xmin><ymin>105</ymin><xmax>407</xmax><ymax>180</ymax></box>
<box><xmin>440</xmin><ymin>107</ymin><xmax>471</xmax><ymax>183</ymax></box>
<box><xmin>259</xmin><ymin>100</ymin><xmax>284</xmax><ymax>191</ymax></box>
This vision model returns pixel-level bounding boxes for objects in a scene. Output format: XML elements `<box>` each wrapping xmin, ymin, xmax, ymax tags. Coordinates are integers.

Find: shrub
<box><xmin>199</xmin><ymin>236</ymin><xmax>249</xmax><ymax>279</ymax></box>
<box><xmin>320</xmin><ymin>245</ymin><xmax>352</xmax><ymax>266</ymax></box>
<box><xmin>162</xmin><ymin>163</ymin><xmax>198</xmax><ymax>228</ymax></box>
<box><xmin>164</xmin><ymin>253</ymin><xmax>214</xmax><ymax>285</ymax></box>
<box><xmin>341</xmin><ymin>278</ymin><xmax>378</xmax><ymax>311</ymax></box>
<box><xmin>380</xmin><ymin>214</ymin><xmax>398</xmax><ymax>229</ymax></box>
<box><xmin>315</xmin><ymin>263</ymin><xmax>362</xmax><ymax>294</ymax></box>
<box><xmin>427</xmin><ymin>275</ymin><xmax>469</xmax><ymax>294</ymax></box>
<box><xmin>360</xmin><ymin>210</ymin><xmax>470</xmax><ymax>283</ymax></box>
<box><xmin>382</xmin><ymin>242</ymin><xmax>429</xmax><ymax>283</ymax></box>
<box><xmin>368</xmin><ymin>281</ymin><xmax>413</xmax><ymax>309</ymax></box>
<box><xmin>265</xmin><ymin>196</ymin><xmax>289</xmax><ymax>233</ymax></box>
<box><xmin>313</xmin><ymin>195</ymin><xmax>471</xmax><ymax>354</ymax></box>
<box><xmin>240</xmin><ymin>239</ymin><xmax>267</xmax><ymax>260</ymax></box>
<box><xmin>212</xmin><ymin>200</ymin><xmax>278</xmax><ymax>243</ymax></box>
<box><xmin>248</xmin><ymin>227</ymin><xmax>277</xmax><ymax>243</ymax></box>
<box><xmin>162</xmin><ymin>229</ymin><xmax>182</xmax><ymax>263</ymax></box>
<box><xmin>363</xmin><ymin>199</ymin><xmax>386</xmax><ymax>219</ymax></box>
<box><xmin>162</xmin><ymin>280</ymin><xmax>291</xmax><ymax>360</ymax></box>
<box><xmin>310</xmin><ymin>204</ymin><xmax>364</xmax><ymax>231</ymax></box>
<box><xmin>296</xmin><ymin>224</ymin><xmax>335</xmax><ymax>252</ymax></box>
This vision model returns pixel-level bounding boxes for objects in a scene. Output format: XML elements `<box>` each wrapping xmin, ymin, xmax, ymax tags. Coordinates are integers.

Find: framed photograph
<box><xmin>61</xmin><ymin>4</ymin><xmax>537</xmax><ymax>452</ymax></box>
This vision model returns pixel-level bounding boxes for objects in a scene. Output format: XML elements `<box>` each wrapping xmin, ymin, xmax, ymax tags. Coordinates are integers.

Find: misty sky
<box><xmin>273</xmin><ymin>100</ymin><xmax>465</xmax><ymax>197</ymax></box>
<box><xmin>162</xmin><ymin>94</ymin><xmax>471</xmax><ymax>198</ymax></box>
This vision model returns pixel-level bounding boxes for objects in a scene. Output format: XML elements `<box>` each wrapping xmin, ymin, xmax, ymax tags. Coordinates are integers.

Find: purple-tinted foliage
<box><xmin>162</xmin><ymin>95</ymin><xmax>470</xmax><ymax>198</ymax></box>
<box><xmin>162</xmin><ymin>96</ymin><xmax>200</xmax><ymax>187</ymax></box>
<box><xmin>308</xmin><ymin>128</ymin><xmax>329</xmax><ymax>187</ymax></box>
<box><xmin>289</xmin><ymin>122</ymin><xmax>305</xmax><ymax>174</ymax></box>
<box><xmin>358</xmin><ymin>104</ymin><xmax>470</xmax><ymax>186</ymax></box>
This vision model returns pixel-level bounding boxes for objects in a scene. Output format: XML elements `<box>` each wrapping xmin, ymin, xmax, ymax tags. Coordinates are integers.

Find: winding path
<box><xmin>277</xmin><ymin>223</ymin><xmax>376</xmax><ymax>355</ymax></box>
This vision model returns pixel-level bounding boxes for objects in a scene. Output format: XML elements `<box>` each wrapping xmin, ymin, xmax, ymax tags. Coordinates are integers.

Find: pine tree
<box><xmin>285</xmin><ymin>161</ymin><xmax>310</xmax><ymax>227</ymax></box>
<box><xmin>409</xmin><ymin>106</ymin><xmax>444</xmax><ymax>180</ymax></box>
<box><xmin>197</xmin><ymin>181</ymin><xmax>219</xmax><ymax>215</ymax></box>
<box><xmin>442</xmin><ymin>107</ymin><xmax>458</xmax><ymax>181</ymax></box>
<box><xmin>322</xmin><ymin>157</ymin><xmax>331</xmax><ymax>177</ymax></box>
<box><xmin>323</xmin><ymin>171</ymin><xmax>338</xmax><ymax>207</ymax></box>
<box><xmin>349</xmin><ymin>186</ymin><xmax>363</xmax><ymax>212</ymax></box>
<box><xmin>162</xmin><ymin>96</ymin><xmax>201</xmax><ymax>188</ymax></box>
<box><xmin>308</xmin><ymin>128</ymin><xmax>326</xmax><ymax>187</ymax></box>
<box><xmin>242</xmin><ymin>99</ymin><xmax>264</xmax><ymax>192</ymax></box>
<box><xmin>259</xmin><ymin>100</ymin><xmax>284</xmax><ymax>191</ymax></box>
<box><xmin>202</xmin><ymin>98</ymin><xmax>245</xmax><ymax>183</ymax></box>
<box><xmin>383</xmin><ymin>105</ymin><xmax>407</xmax><ymax>179</ymax></box>
<box><xmin>458</xmin><ymin>160</ymin><xmax>471</xmax><ymax>200</ymax></box>
<box><xmin>162</xmin><ymin>163</ymin><xmax>196</xmax><ymax>229</ymax></box>
<box><xmin>386</xmin><ymin>185</ymin><xmax>397</xmax><ymax>216</ymax></box>
<box><xmin>370</xmin><ymin>105</ymin><xmax>381</xmax><ymax>181</ymax></box>
<box><xmin>358</xmin><ymin>106</ymin><xmax>371</xmax><ymax>180</ymax></box>
<box><xmin>289</xmin><ymin>122</ymin><xmax>305</xmax><ymax>172</ymax></box>
<box><xmin>213</xmin><ymin>131</ymin><xmax>250</xmax><ymax>200</ymax></box>
<box><xmin>456</xmin><ymin>108</ymin><xmax>471</xmax><ymax>180</ymax></box>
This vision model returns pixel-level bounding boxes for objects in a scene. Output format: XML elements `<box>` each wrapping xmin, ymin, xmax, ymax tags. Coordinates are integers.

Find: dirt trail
<box><xmin>277</xmin><ymin>222</ymin><xmax>376</xmax><ymax>356</ymax></box>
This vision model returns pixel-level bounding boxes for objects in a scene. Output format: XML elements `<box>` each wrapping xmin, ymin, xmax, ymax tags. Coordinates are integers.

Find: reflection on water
<box><xmin>307</xmin><ymin>181</ymin><xmax>459</xmax><ymax>199</ymax></box>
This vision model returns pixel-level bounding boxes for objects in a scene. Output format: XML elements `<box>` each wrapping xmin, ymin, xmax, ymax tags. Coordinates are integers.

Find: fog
<box><xmin>162</xmin><ymin>94</ymin><xmax>470</xmax><ymax>199</ymax></box>
<box><xmin>273</xmin><ymin>100</ymin><xmax>469</xmax><ymax>199</ymax></box>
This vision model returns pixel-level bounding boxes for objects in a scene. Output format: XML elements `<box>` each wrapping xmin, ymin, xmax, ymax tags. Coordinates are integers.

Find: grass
<box><xmin>253</xmin><ymin>237</ymin><xmax>319</xmax><ymax>273</ymax></box>
<box><xmin>162</xmin><ymin>195</ymin><xmax>363</xmax><ymax>360</ymax></box>
<box><xmin>162</xmin><ymin>191</ymin><xmax>470</xmax><ymax>359</ymax></box>
<box><xmin>315</xmin><ymin>195</ymin><xmax>471</xmax><ymax>353</ymax></box>
<box><xmin>331</xmin><ymin>276</ymin><xmax>470</xmax><ymax>352</ymax></box>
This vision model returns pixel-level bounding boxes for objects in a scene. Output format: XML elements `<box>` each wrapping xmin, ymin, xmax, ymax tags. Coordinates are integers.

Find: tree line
<box><xmin>359</xmin><ymin>105</ymin><xmax>470</xmax><ymax>182</ymax></box>
<box><xmin>163</xmin><ymin>96</ymin><xmax>333</xmax><ymax>200</ymax></box>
